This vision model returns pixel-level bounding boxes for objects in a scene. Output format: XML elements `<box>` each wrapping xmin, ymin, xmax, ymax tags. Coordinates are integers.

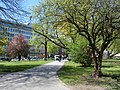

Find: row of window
<box><xmin>7</xmin><ymin>28</ymin><xmax>32</xmax><ymax>35</ymax></box>
<box><xmin>0</xmin><ymin>25</ymin><xmax>32</xmax><ymax>35</ymax></box>
<box><xmin>0</xmin><ymin>32</ymin><xmax>14</xmax><ymax>37</ymax></box>
<box><xmin>0</xmin><ymin>24</ymin><xmax>32</xmax><ymax>42</ymax></box>
<box><xmin>0</xmin><ymin>32</ymin><xmax>30</xmax><ymax>39</ymax></box>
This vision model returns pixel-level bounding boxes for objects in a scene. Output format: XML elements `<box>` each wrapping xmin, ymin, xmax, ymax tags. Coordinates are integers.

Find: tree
<box><xmin>30</xmin><ymin>33</ymin><xmax>49</xmax><ymax>60</ymax></box>
<box><xmin>7</xmin><ymin>34</ymin><xmax>30</xmax><ymax>61</ymax></box>
<box><xmin>0</xmin><ymin>38</ymin><xmax>7</xmax><ymax>53</ymax></box>
<box><xmin>30</xmin><ymin>34</ymin><xmax>59</xmax><ymax>59</ymax></box>
<box><xmin>0</xmin><ymin>29</ymin><xmax>8</xmax><ymax>54</ymax></box>
<box><xmin>32</xmin><ymin>4</ymin><xmax>75</xmax><ymax>59</ymax></box>
<box><xmin>32</xmin><ymin>3</ymin><xmax>74</xmax><ymax>51</ymax></box>
<box><xmin>47</xmin><ymin>42</ymin><xmax>59</xmax><ymax>55</ymax></box>
<box><xmin>69</xmin><ymin>36</ymin><xmax>92</xmax><ymax>67</ymax></box>
<box><xmin>32</xmin><ymin>0</ymin><xmax>120</xmax><ymax>77</ymax></box>
<box><xmin>0</xmin><ymin>0</ymin><xmax>28</xmax><ymax>20</ymax></box>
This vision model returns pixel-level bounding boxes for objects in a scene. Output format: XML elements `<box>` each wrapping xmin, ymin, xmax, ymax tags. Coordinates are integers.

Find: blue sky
<box><xmin>21</xmin><ymin>0</ymin><xmax>42</xmax><ymax>22</ymax></box>
<box><xmin>22</xmin><ymin>0</ymin><xmax>41</xmax><ymax>11</ymax></box>
<box><xmin>0</xmin><ymin>0</ymin><xmax>41</xmax><ymax>22</ymax></box>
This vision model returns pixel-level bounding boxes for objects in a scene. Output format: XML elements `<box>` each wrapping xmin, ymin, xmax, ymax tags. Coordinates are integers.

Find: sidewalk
<box><xmin>0</xmin><ymin>60</ymin><xmax>70</xmax><ymax>90</ymax></box>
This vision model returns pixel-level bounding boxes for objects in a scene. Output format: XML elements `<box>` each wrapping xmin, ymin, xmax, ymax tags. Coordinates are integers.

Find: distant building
<box><xmin>0</xmin><ymin>18</ymin><xmax>46</xmax><ymax>58</ymax></box>
<box><xmin>0</xmin><ymin>18</ymin><xmax>32</xmax><ymax>41</ymax></box>
<box><xmin>0</xmin><ymin>18</ymin><xmax>33</xmax><ymax>58</ymax></box>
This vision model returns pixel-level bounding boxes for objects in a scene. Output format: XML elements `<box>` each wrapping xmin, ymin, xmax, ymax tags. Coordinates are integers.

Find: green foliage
<box><xmin>0</xmin><ymin>38</ymin><xmax>7</xmax><ymax>53</ymax></box>
<box><xmin>32</xmin><ymin>0</ymin><xmax>120</xmax><ymax>77</ymax></box>
<box><xmin>68</xmin><ymin>37</ymin><xmax>92</xmax><ymax>66</ymax></box>
<box><xmin>0</xmin><ymin>27</ymin><xmax>9</xmax><ymax>54</ymax></box>
<box><xmin>30</xmin><ymin>34</ymin><xmax>43</xmax><ymax>51</ymax></box>
<box><xmin>47</xmin><ymin>42</ymin><xmax>58</xmax><ymax>53</ymax></box>
<box><xmin>109</xmin><ymin>39</ymin><xmax>120</xmax><ymax>53</ymax></box>
<box><xmin>32</xmin><ymin>1</ymin><xmax>75</xmax><ymax>51</ymax></box>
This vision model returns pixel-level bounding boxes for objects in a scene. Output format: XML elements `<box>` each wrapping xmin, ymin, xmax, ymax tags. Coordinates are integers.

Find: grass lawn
<box><xmin>58</xmin><ymin>59</ymin><xmax>120</xmax><ymax>90</ymax></box>
<box><xmin>0</xmin><ymin>60</ymin><xmax>51</xmax><ymax>73</ymax></box>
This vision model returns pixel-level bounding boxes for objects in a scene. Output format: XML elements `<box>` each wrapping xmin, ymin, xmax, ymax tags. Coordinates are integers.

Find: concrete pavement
<box><xmin>0</xmin><ymin>60</ymin><xmax>70</xmax><ymax>90</ymax></box>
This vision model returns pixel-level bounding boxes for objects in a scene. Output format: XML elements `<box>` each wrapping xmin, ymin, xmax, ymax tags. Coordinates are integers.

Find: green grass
<box><xmin>58</xmin><ymin>59</ymin><xmax>120</xmax><ymax>90</ymax></box>
<box><xmin>0</xmin><ymin>60</ymin><xmax>51</xmax><ymax>73</ymax></box>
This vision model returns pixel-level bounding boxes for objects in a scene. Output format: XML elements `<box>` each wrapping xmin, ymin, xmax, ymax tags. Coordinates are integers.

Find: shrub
<box><xmin>68</xmin><ymin>37</ymin><xmax>92</xmax><ymax>67</ymax></box>
<box><xmin>72</xmin><ymin>47</ymin><xmax>92</xmax><ymax>67</ymax></box>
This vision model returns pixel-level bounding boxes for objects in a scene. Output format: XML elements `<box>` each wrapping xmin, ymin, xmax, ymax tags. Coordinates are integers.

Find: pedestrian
<box><xmin>59</xmin><ymin>55</ymin><xmax>62</xmax><ymax>62</ymax></box>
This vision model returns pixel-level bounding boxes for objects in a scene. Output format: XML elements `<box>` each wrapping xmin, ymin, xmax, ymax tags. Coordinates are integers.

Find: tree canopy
<box><xmin>32</xmin><ymin>0</ymin><xmax>120</xmax><ymax>77</ymax></box>
<box><xmin>0</xmin><ymin>38</ymin><xmax>7</xmax><ymax>53</ymax></box>
<box><xmin>0</xmin><ymin>29</ymin><xmax>8</xmax><ymax>53</ymax></box>
<box><xmin>7</xmin><ymin>34</ymin><xmax>30</xmax><ymax>61</ymax></box>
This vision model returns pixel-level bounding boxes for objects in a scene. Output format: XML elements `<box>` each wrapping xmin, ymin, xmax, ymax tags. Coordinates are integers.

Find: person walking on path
<box><xmin>0</xmin><ymin>60</ymin><xmax>70</xmax><ymax>90</ymax></box>
<box><xmin>58</xmin><ymin>55</ymin><xmax>62</xmax><ymax>62</ymax></box>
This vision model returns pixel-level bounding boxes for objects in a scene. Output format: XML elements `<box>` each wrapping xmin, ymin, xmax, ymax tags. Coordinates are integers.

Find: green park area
<box><xmin>58</xmin><ymin>59</ymin><xmax>120</xmax><ymax>90</ymax></box>
<box><xmin>0</xmin><ymin>60</ymin><xmax>51</xmax><ymax>73</ymax></box>
<box><xmin>0</xmin><ymin>0</ymin><xmax>120</xmax><ymax>90</ymax></box>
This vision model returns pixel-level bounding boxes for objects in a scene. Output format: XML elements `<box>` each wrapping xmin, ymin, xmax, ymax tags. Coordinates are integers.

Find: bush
<box><xmin>72</xmin><ymin>47</ymin><xmax>92</xmax><ymax>67</ymax></box>
<box><xmin>68</xmin><ymin>37</ymin><xmax>92</xmax><ymax>67</ymax></box>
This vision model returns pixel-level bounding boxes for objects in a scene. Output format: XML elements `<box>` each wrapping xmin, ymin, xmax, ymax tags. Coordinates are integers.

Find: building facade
<box><xmin>0</xmin><ymin>18</ymin><xmax>32</xmax><ymax>41</ymax></box>
<box><xmin>0</xmin><ymin>18</ymin><xmax>33</xmax><ymax>58</ymax></box>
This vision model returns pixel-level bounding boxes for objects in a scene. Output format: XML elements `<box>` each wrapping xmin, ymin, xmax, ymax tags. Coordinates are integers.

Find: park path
<box><xmin>0</xmin><ymin>60</ymin><xmax>70</xmax><ymax>90</ymax></box>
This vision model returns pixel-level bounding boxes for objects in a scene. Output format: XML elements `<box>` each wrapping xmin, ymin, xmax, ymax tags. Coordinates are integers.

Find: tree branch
<box><xmin>33</xmin><ymin>29</ymin><xmax>70</xmax><ymax>51</ymax></box>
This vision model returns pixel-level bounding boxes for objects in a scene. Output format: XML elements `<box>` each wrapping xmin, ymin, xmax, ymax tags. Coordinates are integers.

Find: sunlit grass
<box><xmin>58</xmin><ymin>59</ymin><xmax>120</xmax><ymax>90</ymax></box>
<box><xmin>58</xmin><ymin>61</ymin><xmax>94</xmax><ymax>85</ymax></box>
<box><xmin>0</xmin><ymin>60</ymin><xmax>51</xmax><ymax>73</ymax></box>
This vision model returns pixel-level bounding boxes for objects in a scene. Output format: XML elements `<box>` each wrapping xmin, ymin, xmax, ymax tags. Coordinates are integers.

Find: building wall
<box><xmin>0</xmin><ymin>19</ymin><xmax>47</xmax><ymax>59</ymax></box>
<box><xmin>0</xmin><ymin>18</ymin><xmax>32</xmax><ymax>42</ymax></box>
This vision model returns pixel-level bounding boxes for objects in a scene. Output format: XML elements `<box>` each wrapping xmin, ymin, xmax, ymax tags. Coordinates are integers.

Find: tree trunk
<box><xmin>18</xmin><ymin>55</ymin><xmax>21</xmax><ymax>61</ymax></box>
<box><xmin>92</xmin><ymin>53</ymin><xmax>103</xmax><ymax>78</ymax></box>
<box><xmin>44</xmin><ymin>39</ymin><xmax>47</xmax><ymax>60</ymax></box>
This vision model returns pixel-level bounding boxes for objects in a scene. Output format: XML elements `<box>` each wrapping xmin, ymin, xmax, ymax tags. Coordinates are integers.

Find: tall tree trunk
<box><xmin>92</xmin><ymin>53</ymin><xmax>103</xmax><ymax>78</ymax></box>
<box><xmin>44</xmin><ymin>38</ymin><xmax>47</xmax><ymax>60</ymax></box>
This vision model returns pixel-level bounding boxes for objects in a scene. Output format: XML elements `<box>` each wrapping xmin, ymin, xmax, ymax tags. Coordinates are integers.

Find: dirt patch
<box><xmin>68</xmin><ymin>84</ymin><xmax>107</xmax><ymax>90</ymax></box>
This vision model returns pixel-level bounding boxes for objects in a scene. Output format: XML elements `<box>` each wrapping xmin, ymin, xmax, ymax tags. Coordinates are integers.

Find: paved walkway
<box><xmin>0</xmin><ymin>61</ymin><xmax>70</xmax><ymax>90</ymax></box>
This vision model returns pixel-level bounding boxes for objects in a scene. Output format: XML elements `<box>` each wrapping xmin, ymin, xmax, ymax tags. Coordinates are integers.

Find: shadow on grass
<box><xmin>85</xmin><ymin>76</ymin><xmax>120</xmax><ymax>90</ymax></box>
<box><xmin>58</xmin><ymin>61</ymin><xmax>120</xmax><ymax>90</ymax></box>
<box><xmin>0</xmin><ymin>60</ymin><xmax>51</xmax><ymax>73</ymax></box>
<box><xmin>0</xmin><ymin>64</ymin><xmax>68</xmax><ymax>89</ymax></box>
<box><xmin>58</xmin><ymin>65</ymin><xmax>92</xmax><ymax>75</ymax></box>
<box><xmin>78</xmin><ymin>64</ymin><xmax>114</xmax><ymax>68</ymax></box>
<box><xmin>0</xmin><ymin>64</ymin><xmax>40</xmax><ymax>73</ymax></box>
<box><xmin>103</xmin><ymin>71</ymin><xmax>120</xmax><ymax>81</ymax></box>
<box><xmin>58</xmin><ymin>64</ymin><xmax>93</xmax><ymax>85</ymax></box>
